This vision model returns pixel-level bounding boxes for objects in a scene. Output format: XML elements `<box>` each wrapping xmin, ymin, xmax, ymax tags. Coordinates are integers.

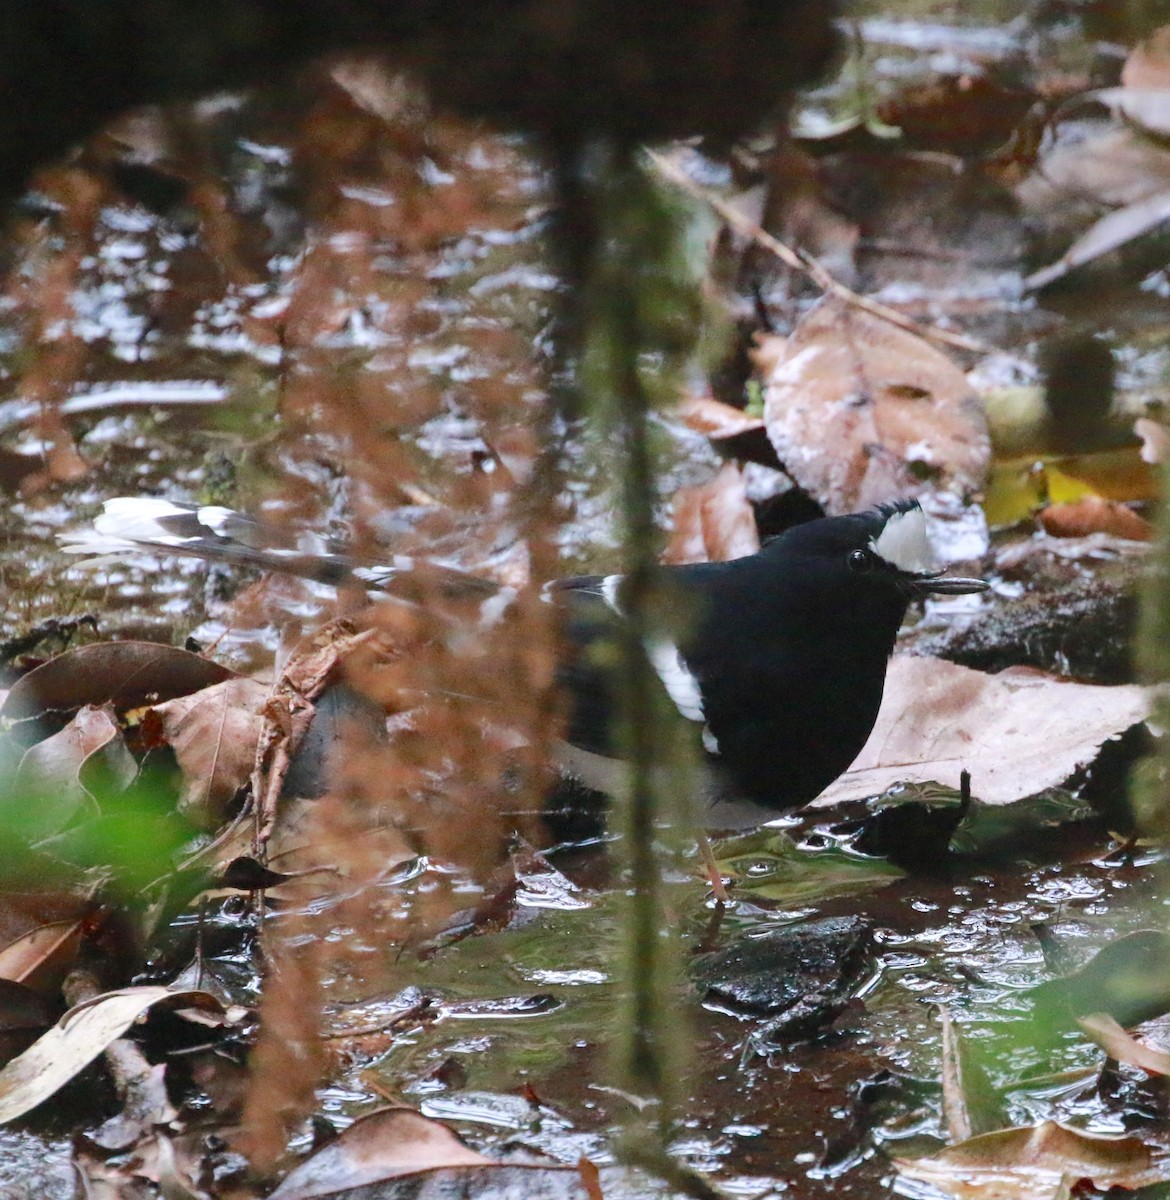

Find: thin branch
<box><xmin>645</xmin><ymin>148</ymin><xmax>994</xmax><ymax>356</ymax></box>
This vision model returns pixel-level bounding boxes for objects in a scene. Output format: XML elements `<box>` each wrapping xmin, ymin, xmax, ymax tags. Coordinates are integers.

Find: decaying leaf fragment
<box><xmin>755</xmin><ymin>299</ymin><xmax>989</xmax><ymax>514</ymax></box>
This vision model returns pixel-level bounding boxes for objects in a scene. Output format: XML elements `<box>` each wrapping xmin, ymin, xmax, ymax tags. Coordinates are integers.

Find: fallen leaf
<box><xmin>577</xmin><ymin>1156</ymin><xmax>604</xmax><ymax>1200</ymax></box>
<box><xmin>1095</xmin><ymin>86</ymin><xmax>1170</xmax><ymax>138</ymax></box>
<box><xmin>663</xmin><ymin>462</ymin><xmax>760</xmax><ymax>565</ymax></box>
<box><xmin>816</xmin><ymin>658</ymin><xmax>1149</xmax><ymax>807</ymax></box>
<box><xmin>757</xmin><ymin>299</ymin><xmax>989</xmax><ymax>513</ymax></box>
<box><xmin>268</xmin><ymin>1107</ymin><xmax>492</xmax><ymax>1199</ymax></box>
<box><xmin>0</xmin><ymin>986</ymin><xmax>233</xmax><ymax>1124</ymax></box>
<box><xmin>147</xmin><ymin>677</ymin><xmax>268</xmax><ymax>819</ymax></box>
<box><xmin>1039</xmin><ymin>497</ymin><xmax>1153</xmax><ymax>541</ymax></box>
<box><xmin>874</xmin><ymin>74</ymin><xmax>1033</xmax><ymax>158</ymax></box>
<box><xmin>1079</xmin><ymin>1012</ymin><xmax>1170</xmax><ymax>1075</ymax></box>
<box><xmin>0</xmin><ymin>643</ymin><xmax>236</xmax><ymax>733</ymax></box>
<box><xmin>0</xmin><ymin>895</ymin><xmax>98</xmax><ymax>994</ymax></box>
<box><xmin>0</xmin><ymin>922</ymin><xmax>88</xmax><ymax>996</ymax></box>
<box><xmin>11</xmin><ymin>703</ymin><xmax>135</xmax><ymax>832</ymax></box>
<box><xmin>896</xmin><ymin>1120</ymin><xmax>1166</xmax><ymax>1198</ymax></box>
<box><xmin>1025</xmin><ymin>187</ymin><xmax>1170</xmax><ymax>290</ymax></box>
<box><xmin>677</xmin><ymin>394</ymin><xmax>766</xmax><ymax>440</ymax></box>
<box><xmin>1047</xmin><ymin>447</ymin><xmax>1159</xmax><ymax>503</ymax></box>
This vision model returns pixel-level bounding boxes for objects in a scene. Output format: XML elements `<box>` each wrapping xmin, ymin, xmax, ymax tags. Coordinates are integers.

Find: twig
<box><xmin>644</xmin><ymin>148</ymin><xmax>993</xmax><ymax>356</ymax></box>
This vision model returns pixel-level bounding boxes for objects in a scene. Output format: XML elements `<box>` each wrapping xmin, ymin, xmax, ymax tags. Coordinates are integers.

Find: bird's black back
<box><xmin>555</xmin><ymin>508</ymin><xmax>918</xmax><ymax>812</ymax></box>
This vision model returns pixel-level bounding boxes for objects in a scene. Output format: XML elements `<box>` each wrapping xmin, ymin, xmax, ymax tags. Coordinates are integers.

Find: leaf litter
<box><xmin>4</xmin><ymin>11</ymin><xmax>1170</xmax><ymax>1199</ymax></box>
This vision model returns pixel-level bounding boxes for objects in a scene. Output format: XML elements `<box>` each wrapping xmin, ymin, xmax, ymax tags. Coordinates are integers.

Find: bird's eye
<box><xmin>848</xmin><ymin>549</ymin><xmax>872</xmax><ymax>572</ymax></box>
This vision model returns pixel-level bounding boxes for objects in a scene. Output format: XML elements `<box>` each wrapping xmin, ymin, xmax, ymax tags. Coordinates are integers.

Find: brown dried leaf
<box><xmin>0</xmin><ymin>986</ymin><xmax>232</xmax><ymax>1124</ymax></box>
<box><xmin>875</xmin><ymin>75</ymin><xmax>1034</xmax><ymax>158</ymax></box>
<box><xmin>13</xmin><ymin>704</ymin><xmax>135</xmax><ymax>829</ymax></box>
<box><xmin>0</xmin><ymin>922</ymin><xmax>87</xmax><ymax>995</ymax></box>
<box><xmin>149</xmin><ymin>677</ymin><xmax>269</xmax><ymax>820</ymax></box>
<box><xmin>1079</xmin><ymin>1012</ymin><xmax>1170</xmax><ymax>1075</ymax></box>
<box><xmin>817</xmin><ymin>658</ymin><xmax>1148</xmax><ymax>807</ymax></box>
<box><xmin>757</xmin><ymin>300</ymin><xmax>989</xmax><ymax>513</ymax></box>
<box><xmin>268</xmin><ymin>1107</ymin><xmax>494</xmax><ymax>1199</ymax></box>
<box><xmin>663</xmin><ymin>462</ymin><xmax>760</xmax><ymax>565</ymax></box>
<box><xmin>1039</xmin><ymin>497</ymin><xmax>1153</xmax><ymax>541</ymax></box>
<box><xmin>0</xmin><ymin>643</ymin><xmax>236</xmax><ymax>727</ymax></box>
<box><xmin>0</xmin><ymin>895</ymin><xmax>97</xmax><ymax>992</ymax></box>
<box><xmin>678</xmin><ymin>394</ymin><xmax>765</xmax><ymax>440</ymax></box>
<box><xmin>896</xmin><ymin>1121</ymin><xmax>1166</xmax><ymax>1198</ymax></box>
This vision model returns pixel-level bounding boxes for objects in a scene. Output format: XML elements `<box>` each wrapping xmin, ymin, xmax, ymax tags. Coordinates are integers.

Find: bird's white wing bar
<box><xmin>600</xmin><ymin>574</ymin><xmax>623</xmax><ymax>613</ymax></box>
<box><xmin>645</xmin><ymin>636</ymin><xmax>722</xmax><ymax>755</ymax></box>
<box><xmin>644</xmin><ymin>637</ymin><xmax>706</xmax><ymax>723</ymax></box>
<box><xmin>868</xmin><ymin>504</ymin><xmax>940</xmax><ymax>575</ymax></box>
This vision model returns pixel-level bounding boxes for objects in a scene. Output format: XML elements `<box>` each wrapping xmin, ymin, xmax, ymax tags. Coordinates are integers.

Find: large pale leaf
<box><xmin>817</xmin><ymin>658</ymin><xmax>1148</xmax><ymax>807</ymax></box>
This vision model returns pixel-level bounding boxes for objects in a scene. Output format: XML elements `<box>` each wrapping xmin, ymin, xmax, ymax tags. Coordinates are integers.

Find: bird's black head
<box><xmin>760</xmin><ymin>499</ymin><xmax>988</xmax><ymax>633</ymax></box>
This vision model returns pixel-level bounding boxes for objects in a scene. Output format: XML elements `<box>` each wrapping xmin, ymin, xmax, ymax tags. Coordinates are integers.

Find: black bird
<box><xmin>60</xmin><ymin>497</ymin><xmax>988</xmax><ymax>825</ymax></box>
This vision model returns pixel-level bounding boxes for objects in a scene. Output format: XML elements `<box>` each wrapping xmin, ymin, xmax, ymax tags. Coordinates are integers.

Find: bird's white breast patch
<box><xmin>868</xmin><ymin>505</ymin><xmax>939</xmax><ymax>575</ymax></box>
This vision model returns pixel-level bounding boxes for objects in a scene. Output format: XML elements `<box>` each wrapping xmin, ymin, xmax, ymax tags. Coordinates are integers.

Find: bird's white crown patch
<box><xmin>869</xmin><ymin>505</ymin><xmax>940</xmax><ymax>575</ymax></box>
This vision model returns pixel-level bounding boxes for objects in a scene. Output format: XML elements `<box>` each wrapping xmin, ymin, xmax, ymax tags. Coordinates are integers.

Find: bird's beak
<box><xmin>914</xmin><ymin>574</ymin><xmax>990</xmax><ymax>596</ymax></box>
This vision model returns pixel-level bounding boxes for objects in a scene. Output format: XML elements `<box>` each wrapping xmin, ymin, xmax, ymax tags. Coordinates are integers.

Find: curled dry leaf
<box><xmin>146</xmin><ymin>677</ymin><xmax>269</xmax><ymax>821</ymax></box>
<box><xmin>756</xmin><ymin>299</ymin><xmax>989</xmax><ymax>514</ymax></box>
<box><xmin>896</xmin><ymin>1121</ymin><xmax>1167</xmax><ymax>1198</ymax></box>
<box><xmin>1097</xmin><ymin>86</ymin><xmax>1170</xmax><ymax>139</ymax></box>
<box><xmin>1039</xmin><ymin>496</ymin><xmax>1153</xmax><ymax>542</ymax></box>
<box><xmin>0</xmin><ymin>894</ymin><xmax>98</xmax><ymax>995</ymax></box>
<box><xmin>663</xmin><ymin>461</ymin><xmax>760</xmax><ymax>565</ymax></box>
<box><xmin>0</xmin><ymin>986</ymin><xmax>234</xmax><ymax>1124</ymax></box>
<box><xmin>816</xmin><ymin>657</ymin><xmax>1149</xmax><ymax>807</ymax></box>
<box><xmin>677</xmin><ymin>394</ymin><xmax>765</xmax><ymax>440</ymax></box>
<box><xmin>1025</xmin><ymin>187</ymin><xmax>1170</xmax><ymax>290</ymax></box>
<box><xmin>13</xmin><ymin>704</ymin><xmax>135</xmax><ymax>830</ymax></box>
